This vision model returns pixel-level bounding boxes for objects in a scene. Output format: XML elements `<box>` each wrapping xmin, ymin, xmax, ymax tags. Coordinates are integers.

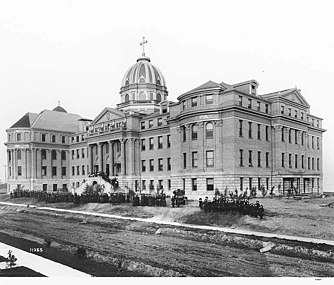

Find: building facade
<box><xmin>5</xmin><ymin>51</ymin><xmax>325</xmax><ymax>198</ymax></box>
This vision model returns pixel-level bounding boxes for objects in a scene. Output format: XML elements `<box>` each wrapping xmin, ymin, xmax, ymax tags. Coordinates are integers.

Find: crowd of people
<box><xmin>132</xmin><ymin>193</ymin><xmax>167</xmax><ymax>207</ymax></box>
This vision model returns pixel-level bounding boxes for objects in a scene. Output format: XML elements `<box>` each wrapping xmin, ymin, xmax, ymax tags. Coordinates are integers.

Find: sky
<box><xmin>0</xmin><ymin>0</ymin><xmax>333</xmax><ymax>190</ymax></box>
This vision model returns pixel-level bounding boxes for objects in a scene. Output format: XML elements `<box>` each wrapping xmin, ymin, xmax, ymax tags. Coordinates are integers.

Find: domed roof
<box><xmin>121</xmin><ymin>57</ymin><xmax>166</xmax><ymax>87</ymax></box>
<box><xmin>53</xmin><ymin>105</ymin><xmax>67</xmax><ymax>113</ymax></box>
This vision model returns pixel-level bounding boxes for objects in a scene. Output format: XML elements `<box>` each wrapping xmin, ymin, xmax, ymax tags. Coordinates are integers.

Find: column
<box><xmin>22</xmin><ymin>149</ymin><xmax>27</xmax><ymax>179</ymax></box>
<box><xmin>121</xmin><ymin>139</ymin><xmax>126</xmax><ymax>175</ymax></box>
<box><xmin>110</xmin><ymin>141</ymin><xmax>114</xmax><ymax>176</ymax></box>
<box><xmin>98</xmin><ymin>143</ymin><xmax>103</xmax><ymax>172</ymax></box>
<box><xmin>135</xmin><ymin>139</ymin><xmax>140</xmax><ymax>176</ymax></box>
<box><xmin>128</xmin><ymin>138</ymin><xmax>135</xmax><ymax>175</ymax></box>
<box><xmin>186</xmin><ymin>124</ymin><xmax>191</xmax><ymax>171</ymax></box>
<box><xmin>89</xmin><ymin>145</ymin><xmax>94</xmax><ymax>174</ymax></box>
<box><xmin>47</xmin><ymin>149</ymin><xmax>51</xmax><ymax>179</ymax></box>
<box><xmin>26</xmin><ymin>149</ymin><xmax>31</xmax><ymax>179</ymax></box>
<box><xmin>13</xmin><ymin>149</ymin><xmax>16</xmax><ymax>179</ymax></box>
<box><xmin>31</xmin><ymin>148</ymin><xmax>36</xmax><ymax>179</ymax></box>
<box><xmin>197</xmin><ymin>122</ymin><xmax>204</xmax><ymax>171</ymax></box>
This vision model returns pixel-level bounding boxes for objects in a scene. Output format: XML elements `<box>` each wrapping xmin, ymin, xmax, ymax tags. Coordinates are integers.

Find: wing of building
<box><xmin>5</xmin><ymin>52</ymin><xmax>326</xmax><ymax>197</ymax></box>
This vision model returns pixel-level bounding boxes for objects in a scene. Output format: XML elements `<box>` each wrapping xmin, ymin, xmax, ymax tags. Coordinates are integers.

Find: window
<box><xmin>301</xmin><ymin>112</ymin><xmax>304</xmax><ymax>120</ymax></box>
<box><xmin>52</xmin><ymin>135</ymin><xmax>56</xmax><ymax>143</ymax></box>
<box><xmin>312</xmin><ymin>119</ymin><xmax>314</xmax><ymax>126</ymax></box>
<box><xmin>168</xmin><ymin>179</ymin><xmax>171</xmax><ymax>190</ymax></box>
<box><xmin>71</xmin><ymin>150</ymin><xmax>75</xmax><ymax>159</ymax></box>
<box><xmin>141</xmin><ymin>160</ymin><xmax>146</xmax><ymax>172</ymax></box>
<box><xmin>317</xmin><ymin>120</ymin><xmax>319</xmax><ymax>127</ymax></box>
<box><xmin>239</xmin><ymin>120</ymin><xmax>243</xmax><ymax>137</ymax></box>
<box><xmin>167</xmin><ymin>158</ymin><xmax>171</xmax><ymax>170</ymax></box>
<box><xmin>239</xmin><ymin>149</ymin><xmax>244</xmax><ymax>167</ymax></box>
<box><xmin>61</xmin><ymin>151</ymin><xmax>66</xmax><ymax>161</ymax></box>
<box><xmin>206</xmin><ymin>122</ymin><xmax>214</xmax><ymax>139</ymax></box>
<box><xmin>312</xmin><ymin>136</ymin><xmax>314</xmax><ymax>149</ymax></box>
<box><xmin>141</xmin><ymin>122</ymin><xmax>145</xmax><ymax>130</ymax></box>
<box><xmin>317</xmin><ymin>158</ymin><xmax>320</xmax><ymax>170</ymax></box>
<box><xmin>295</xmin><ymin>154</ymin><xmax>298</xmax><ymax>168</ymax></box>
<box><xmin>281</xmin><ymin>127</ymin><xmax>285</xmax><ymax>142</ymax></box>
<box><xmin>149</xmin><ymin>159</ymin><xmax>154</xmax><ymax>171</ymax></box>
<box><xmin>295</xmin><ymin>130</ymin><xmax>298</xmax><ymax>144</ymax></box>
<box><xmin>158</xmin><ymin>158</ymin><xmax>163</xmax><ymax>171</ymax></box>
<box><xmin>302</xmin><ymin>155</ymin><xmax>305</xmax><ymax>169</ymax></box>
<box><xmin>142</xmin><ymin>180</ymin><xmax>146</xmax><ymax>190</ymax></box>
<box><xmin>17</xmin><ymin>166</ymin><xmax>22</xmax><ymax>176</ymax></box>
<box><xmin>76</xmin><ymin>149</ymin><xmax>80</xmax><ymax>159</ymax></box>
<box><xmin>42</xmin><ymin>166</ymin><xmax>47</xmax><ymax>176</ymax></box>
<box><xmin>312</xmin><ymin>158</ymin><xmax>315</xmax><ymax>170</ymax></box>
<box><xmin>295</xmin><ymin>110</ymin><xmax>298</xmax><ymax>118</ymax></box>
<box><xmin>192</xmin><ymin>124</ymin><xmax>198</xmax><ymax>140</ymax></box>
<box><xmin>192</xmin><ymin>152</ymin><xmax>198</xmax><ymax>168</ymax></box>
<box><xmin>76</xmin><ymin>136</ymin><xmax>79</xmax><ymax>142</ymax></box>
<box><xmin>266</xmin><ymin>152</ymin><xmax>269</xmax><ymax>168</ymax></box>
<box><xmin>248</xmin><ymin>99</ymin><xmax>252</xmax><ymax>109</ymax></box>
<box><xmin>182</xmin><ymin>179</ymin><xmax>185</xmax><ymax>190</ymax></box>
<box><xmin>206</xmin><ymin>150</ymin><xmax>214</xmax><ymax>167</ymax></box>
<box><xmin>82</xmin><ymin>165</ymin><xmax>85</xmax><ymax>175</ymax></box>
<box><xmin>183</xmin><ymin>153</ymin><xmax>187</xmax><ymax>169</ymax></box>
<box><xmin>182</xmin><ymin>101</ymin><xmax>186</xmax><ymax>111</ymax></box>
<box><xmin>301</xmin><ymin>133</ymin><xmax>304</xmax><ymax>146</ymax></box>
<box><xmin>82</xmin><ymin>148</ymin><xmax>85</xmax><ymax>158</ymax></box>
<box><xmin>307</xmin><ymin>135</ymin><xmax>310</xmax><ymax>148</ymax></box>
<box><xmin>289</xmin><ymin>154</ymin><xmax>292</xmax><ymax>168</ymax></box>
<box><xmin>288</xmin><ymin>129</ymin><xmax>291</xmax><ymax>143</ymax></box>
<box><xmin>41</xmin><ymin>134</ymin><xmax>46</xmax><ymax>142</ymax></box>
<box><xmin>42</xmin><ymin>149</ymin><xmax>47</xmax><ymax>160</ymax></box>
<box><xmin>62</xmin><ymin>167</ymin><xmax>66</xmax><ymax>176</ymax></box>
<box><xmin>149</xmin><ymin>137</ymin><xmax>154</xmax><ymax>150</ymax></box>
<box><xmin>257</xmin><ymin>151</ymin><xmax>261</xmax><ymax>167</ymax></box>
<box><xmin>149</xmin><ymin>120</ymin><xmax>153</xmax><ymax>128</ymax></box>
<box><xmin>167</xmin><ymin>135</ymin><xmax>171</xmax><ymax>148</ymax></box>
<box><xmin>265</xmin><ymin>126</ymin><xmax>269</xmax><ymax>141</ymax></box>
<box><xmin>52</xmin><ymin>166</ymin><xmax>57</xmax><ymax>176</ymax></box>
<box><xmin>249</xmin><ymin>150</ymin><xmax>253</xmax><ymax>167</ymax></box>
<box><xmin>53</xmin><ymin>184</ymin><xmax>57</xmax><ymax>191</ymax></box>
<box><xmin>51</xmin><ymin>150</ymin><xmax>57</xmax><ymax>160</ymax></box>
<box><xmin>77</xmin><ymin>166</ymin><xmax>80</xmax><ymax>175</ymax></box>
<box><xmin>282</xmin><ymin>153</ymin><xmax>285</xmax><ymax>168</ymax></box>
<box><xmin>249</xmin><ymin>178</ymin><xmax>253</xmax><ymax>190</ymax></box>
<box><xmin>317</xmin><ymin>137</ymin><xmax>320</xmax><ymax>149</ymax></box>
<box><xmin>288</xmin><ymin>108</ymin><xmax>291</xmax><ymax>116</ymax></box>
<box><xmin>281</xmin><ymin>105</ymin><xmax>285</xmax><ymax>115</ymax></box>
<box><xmin>206</xmin><ymin>178</ymin><xmax>214</xmax><ymax>191</ymax></box>
<box><xmin>238</xmin><ymin>96</ymin><xmax>243</xmax><ymax>106</ymax></box>
<box><xmin>206</xmin><ymin>94</ymin><xmax>213</xmax><ymax>104</ymax></box>
<box><xmin>257</xmin><ymin>124</ymin><xmax>261</xmax><ymax>140</ymax></box>
<box><xmin>191</xmin><ymin>97</ymin><xmax>198</xmax><ymax>107</ymax></box>
<box><xmin>17</xmin><ymin>133</ymin><xmax>22</xmax><ymax>142</ymax></box>
<box><xmin>308</xmin><ymin>157</ymin><xmax>310</xmax><ymax>170</ymax></box>
<box><xmin>265</xmin><ymin>104</ymin><xmax>269</xmax><ymax>114</ymax></box>
<box><xmin>17</xmin><ymin>149</ymin><xmax>21</xmax><ymax>160</ymax></box>
<box><xmin>248</xmin><ymin>122</ymin><xmax>252</xmax><ymax>139</ymax></box>
<box><xmin>72</xmin><ymin>166</ymin><xmax>75</xmax><ymax>176</ymax></box>
<box><xmin>192</xmin><ymin>178</ymin><xmax>197</xmax><ymax>191</ymax></box>
<box><xmin>8</xmin><ymin>151</ymin><xmax>11</xmax><ymax>161</ymax></box>
<box><xmin>141</xmin><ymin>139</ymin><xmax>145</xmax><ymax>151</ymax></box>
<box><xmin>157</xmin><ymin>118</ymin><xmax>162</xmax><ymax>126</ymax></box>
<box><xmin>183</xmin><ymin>126</ymin><xmax>186</xmax><ymax>142</ymax></box>
<box><xmin>257</xmin><ymin>102</ymin><xmax>260</xmax><ymax>111</ymax></box>
<box><xmin>258</xmin><ymin>178</ymin><xmax>261</xmax><ymax>190</ymax></box>
<box><xmin>158</xmin><ymin>136</ymin><xmax>163</xmax><ymax>149</ymax></box>
<box><xmin>240</xmin><ymin>178</ymin><xmax>243</xmax><ymax>191</ymax></box>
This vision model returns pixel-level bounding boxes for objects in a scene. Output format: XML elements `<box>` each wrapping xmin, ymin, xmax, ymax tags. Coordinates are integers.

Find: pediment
<box><xmin>91</xmin><ymin>108</ymin><xmax>124</xmax><ymax>125</ymax></box>
<box><xmin>281</xmin><ymin>90</ymin><xmax>310</xmax><ymax>107</ymax></box>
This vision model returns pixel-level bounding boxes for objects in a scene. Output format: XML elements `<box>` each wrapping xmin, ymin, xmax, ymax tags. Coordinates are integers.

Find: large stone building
<box><xmin>5</xmin><ymin>47</ymin><xmax>325</xmax><ymax>198</ymax></box>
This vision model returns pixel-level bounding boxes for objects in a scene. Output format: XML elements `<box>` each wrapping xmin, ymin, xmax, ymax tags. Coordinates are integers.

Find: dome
<box><xmin>121</xmin><ymin>56</ymin><xmax>166</xmax><ymax>87</ymax></box>
<box><xmin>53</xmin><ymin>105</ymin><xmax>67</xmax><ymax>113</ymax></box>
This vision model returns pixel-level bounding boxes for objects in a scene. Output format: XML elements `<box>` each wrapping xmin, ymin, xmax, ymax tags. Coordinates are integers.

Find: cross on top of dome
<box><xmin>140</xmin><ymin>36</ymin><xmax>148</xmax><ymax>57</ymax></box>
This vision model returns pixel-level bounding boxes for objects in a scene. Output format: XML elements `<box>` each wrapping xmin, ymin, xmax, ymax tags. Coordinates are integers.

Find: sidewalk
<box><xmin>1</xmin><ymin>201</ymin><xmax>334</xmax><ymax>247</ymax></box>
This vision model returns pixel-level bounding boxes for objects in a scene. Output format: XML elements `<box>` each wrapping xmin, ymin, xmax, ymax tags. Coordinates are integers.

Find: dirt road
<box><xmin>0</xmin><ymin>205</ymin><xmax>334</xmax><ymax>277</ymax></box>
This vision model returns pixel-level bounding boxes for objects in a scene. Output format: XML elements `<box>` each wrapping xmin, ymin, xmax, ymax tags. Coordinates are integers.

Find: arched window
<box><xmin>125</xmin><ymin>93</ymin><xmax>129</xmax><ymax>102</ymax></box>
<box><xmin>156</xmin><ymin>93</ymin><xmax>161</xmax><ymax>102</ymax></box>
<box><xmin>157</xmin><ymin>78</ymin><xmax>161</xmax><ymax>85</ymax></box>
<box><xmin>192</xmin><ymin>124</ymin><xmax>198</xmax><ymax>140</ymax></box>
<box><xmin>125</xmin><ymin>79</ymin><xmax>129</xmax><ymax>85</ymax></box>
<box><xmin>51</xmin><ymin>150</ymin><xmax>57</xmax><ymax>160</ymax></box>
<box><xmin>139</xmin><ymin>92</ymin><xmax>146</xmax><ymax>100</ymax></box>
<box><xmin>139</xmin><ymin>77</ymin><xmax>146</xmax><ymax>83</ymax></box>
<box><xmin>41</xmin><ymin>149</ymin><xmax>47</xmax><ymax>160</ymax></box>
<box><xmin>17</xmin><ymin>149</ymin><xmax>22</xmax><ymax>160</ymax></box>
<box><xmin>206</xmin><ymin>122</ymin><xmax>214</xmax><ymax>139</ymax></box>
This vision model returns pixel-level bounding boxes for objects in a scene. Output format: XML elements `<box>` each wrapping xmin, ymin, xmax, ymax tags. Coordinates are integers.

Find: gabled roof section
<box><xmin>260</xmin><ymin>88</ymin><xmax>310</xmax><ymax>107</ymax></box>
<box><xmin>31</xmin><ymin>110</ymin><xmax>82</xmax><ymax>133</ymax></box>
<box><xmin>178</xmin><ymin>80</ymin><xmax>229</xmax><ymax>99</ymax></box>
<box><xmin>91</xmin><ymin>107</ymin><xmax>125</xmax><ymax>125</ymax></box>
<box><xmin>10</xmin><ymin>112</ymin><xmax>39</xmax><ymax>128</ymax></box>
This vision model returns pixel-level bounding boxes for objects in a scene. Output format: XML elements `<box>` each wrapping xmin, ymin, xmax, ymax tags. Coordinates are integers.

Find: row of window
<box><xmin>239</xmin><ymin>177</ymin><xmax>270</xmax><ymax>191</ymax></box>
<box><xmin>72</xmin><ymin>148</ymin><xmax>89</xmax><ymax>160</ymax></box>
<box><xmin>72</xmin><ymin>165</ymin><xmax>90</xmax><ymax>176</ymax></box>
<box><xmin>239</xmin><ymin>120</ymin><xmax>270</xmax><ymax>141</ymax></box>
<box><xmin>190</xmin><ymin>177</ymin><xmax>215</xmax><ymax>191</ymax></box>
<box><xmin>239</xmin><ymin>150</ymin><xmax>270</xmax><ymax>168</ymax></box>
<box><xmin>238</xmin><ymin>96</ymin><xmax>269</xmax><ymax>114</ymax></box>
<box><xmin>141</xmin><ymin>117</ymin><xmax>168</xmax><ymax>130</ymax></box>
<box><xmin>139</xmin><ymin>179</ymin><xmax>171</xmax><ymax>191</ymax></box>
<box><xmin>141</xmin><ymin>158</ymin><xmax>171</xmax><ymax>172</ymax></box>
<box><xmin>11</xmin><ymin>166</ymin><xmax>67</xmax><ymax>177</ymax></box>
<box><xmin>281</xmin><ymin>153</ymin><xmax>320</xmax><ymax>170</ymax></box>
<box><xmin>181</xmin><ymin>94</ymin><xmax>214</xmax><ymax>111</ymax></box>
<box><xmin>183</xmin><ymin>151</ymin><xmax>214</xmax><ymax>169</ymax></box>
<box><xmin>141</xmin><ymin>135</ymin><xmax>171</xmax><ymax>151</ymax></box>
<box><xmin>182</xmin><ymin>122</ymin><xmax>214</xmax><ymax>142</ymax></box>
<box><xmin>280</xmin><ymin>105</ymin><xmax>320</xmax><ymax>127</ymax></box>
<box><xmin>281</xmin><ymin>128</ymin><xmax>320</xmax><ymax>149</ymax></box>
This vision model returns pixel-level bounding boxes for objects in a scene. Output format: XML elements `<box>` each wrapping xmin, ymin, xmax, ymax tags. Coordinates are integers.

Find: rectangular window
<box><xmin>82</xmin><ymin>148</ymin><xmax>85</xmax><ymax>158</ymax></box>
<box><xmin>149</xmin><ymin>120</ymin><xmax>153</xmax><ymax>128</ymax></box>
<box><xmin>149</xmin><ymin>137</ymin><xmax>154</xmax><ymax>150</ymax></box>
<box><xmin>53</xmin><ymin>184</ymin><xmax>57</xmax><ymax>191</ymax></box>
<box><xmin>141</xmin><ymin>122</ymin><xmax>145</xmax><ymax>130</ymax></box>
<box><xmin>42</xmin><ymin>134</ymin><xmax>46</xmax><ymax>142</ymax></box>
<box><xmin>257</xmin><ymin>124</ymin><xmax>261</xmax><ymax>140</ymax></box>
<box><xmin>265</xmin><ymin>126</ymin><xmax>269</xmax><ymax>141</ymax></box>
<box><xmin>258</xmin><ymin>178</ymin><xmax>261</xmax><ymax>190</ymax></box>
<box><xmin>61</xmin><ymin>136</ymin><xmax>66</xmax><ymax>143</ymax></box>
<box><xmin>206</xmin><ymin>94</ymin><xmax>213</xmax><ymax>104</ymax></box>
<box><xmin>62</xmin><ymin>167</ymin><xmax>66</xmax><ymax>176</ymax></box>
<box><xmin>142</xmin><ymin>180</ymin><xmax>146</xmax><ymax>190</ymax></box>
<box><xmin>141</xmin><ymin>139</ymin><xmax>145</xmax><ymax>151</ymax></box>
<box><xmin>240</xmin><ymin>177</ymin><xmax>243</xmax><ymax>191</ymax></box>
<box><xmin>183</xmin><ymin>153</ymin><xmax>187</xmax><ymax>169</ymax></box>
<box><xmin>192</xmin><ymin>152</ymin><xmax>198</xmax><ymax>168</ymax></box>
<box><xmin>266</xmin><ymin>178</ymin><xmax>269</xmax><ymax>190</ymax></box>
<box><xmin>239</xmin><ymin>120</ymin><xmax>243</xmax><ymax>137</ymax></box>
<box><xmin>295</xmin><ymin>154</ymin><xmax>298</xmax><ymax>168</ymax></box>
<box><xmin>52</xmin><ymin>166</ymin><xmax>57</xmax><ymax>176</ymax></box>
<box><xmin>76</xmin><ymin>149</ymin><xmax>80</xmax><ymax>159</ymax></box>
<box><xmin>317</xmin><ymin>120</ymin><xmax>319</xmax><ymax>127</ymax></box>
<box><xmin>72</xmin><ymin>166</ymin><xmax>75</xmax><ymax>176</ymax></box>
<box><xmin>317</xmin><ymin>137</ymin><xmax>320</xmax><ymax>149</ymax></box>
<box><xmin>281</xmin><ymin>105</ymin><xmax>284</xmax><ymax>114</ymax></box>
<box><xmin>168</xmin><ymin>179</ymin><xmax>171</xmax><ymax>190</ymax></box>
<box><xmin>182</xmin><ymin>178</ymin><xmax>185</xmax><ymax>190</ymax></box>
<box><xmin>249</xmin><ymin>150</ymin><xmax>253</xmax><ymax>167</ymax></box>
<box><xmin>206</xmin><ymin>150</ymin><xmax>214</xmax><ymax>167</ymax></box>
<box><xmin>302</xmin><ymin>155</ymin><xmax>304</xmax><ymax>169</ymax></box>
<box><xmin>149</xmin><ymin>159</ymin><xmax>154</xmax><ymax>171</ymax></box>
<box><xmin>312</xmin><ymin>158</ymin><xmax>315</xmax><ymax>170</ymax></box>
<box><xmin>76</xmin><ymin>136</ymin><xmax>79</xmax><ymax>142</ymax></box>
<box><xmin>238</xmin><ymin>96</ymin><xmax>243</xmax><ymax>106</ymax></box>
<box><xmin>167</xmin><ymin>158</ymin><xmax>171</xmax><ymax>170</ymax></box>
<box><xmin>191</xmin><ymin>97</ymin><xmax>198</xmax><ymax>107</ymax></box>
<box><xmin>206</xmin><ymin>178</ymin><xmax>214</xmax><ymax>191</ymax></box>
<box><xmin>295</xmin><ymin>110</ymin><xmax>298</xmax><ymax>118</ymax></box>
<box><xmin>82</xmin><ymin>165</ymin><xmax>85</xmax><ymax>175</ymax></box>
<box><xmin>141</xmin><ymin>160</ymin><xmax>146</xmax><ymax>172</ymax></box>
<box><xmin>167</xmin><ymin>135</ymin><xmax>171</xmax><ymax>148</ymax></box>
<box><xmin>192</xmin><ymin>178</ymin><xmax>197</xmax><ymax>191</ymax></box>
<box><xmin>317</xmin><ymin>158</ymin><xmax>320</xmax><ymax>171</ymax></box>
<box><xmin>239</xmin><ymin>149</ymin><xmax>244</xmax><ymax>167</ymax></box>
<box><xmin>248</xmin><ymin>99</ymin><xmax>252</xmax><ymax>109</ymax></box>
<box><xmin>158</xmin><ymin>136</ymin><xmax>163</xmax><ymax>149</ymax></box>
<box><xmin>288</xmin><ymin>108</ymin><xmax>291</xmax><ymax>116</ymax></box>
<box><xmin>289</xmin><ymin>154</ymin><xmax>292</xmax><ymax>168</ymax></box>
<box><xmin>307</xmin><ymin>135</ymin><xmax>309</xmax><ymax>148</ymax></box>
<box><xmin>282</xmin><ymin>153</ymin><xmax>285</xmax><ymax>168</ymax></box>
<box><xmin>301</xmin><ymin>112</ymin><xmax>304</xmax><ymax>120</ymax></box>
<box><xmin>183</xmin><ymin>127</ymin><xmax>186</xmax><ymax>142</ymax></box>
<box><xmin>248</xmin><ymin>122</ymin><xmax>252</xmax><ymax>139</ymax></box>
<box><xmin>182</xmin><ymin>101</ymin><xmax>186</xmax><ymax>111</ymax></box>
<box><xmin>289</xmin><ymin>129</ymin><xmax>292</xmax><ymax>143</ymax></box>
<box><xmin>295</xmin><ymin>130</ymin><xmax>298</xmax><ymax>144</ymax></box>
<box><xmin>157</xmin><ymin>118</ymin><xmax>162</xmax><ymax>126</ymax></box>
<box><xmin>266</xmin><ymin>152</ymin><xmax>269</xmax><ymax>168</ymax></box>
<box><xmin>312</xmin><ymin>136</ymin><xmax>314</xmax><ymax>149</ymax></box>
<box><xmin>42</xmin><ymin>166</ymin><xmax>47</xmax><ymax>176</ymax></box>
<box><xmin>257</xmin><ymin>101</ymin><xmax>260</xmax><ymax>111</ymax></box>
<box><xmin>52</xmin><ymin>135</ymin><xmax>56</xmax><ymax>143</ymax></box>
<box><xmin>249</xmin><ymin>177</ymin><xmax>253</xmax><ymax>190</ymax></box>
<box><xmin>17</xmin><ymin>166</ymin><xmax>22</xmax><ymax>176</ymax></box>
<box><xmin>301</xmin><ymin>133</ymin><xmax>304</xmax><ymax>145</ymax></box>
<box><xmin>308</xmin><ymin>157</ymin><xmax>310</xmax><ymax>170</ymax></box>
<box><xmin>158</xmin><ymin>158</ymin><xmax>163</xmax><ymax>171</ymax></box>
<box><xmin>257</xmin><ymin>151</ymin><xmax>261</xmax><ymax>167</ymax></box>
<box><xmin>77</xmin><ymin>166</ymin><xmax>80</xmax><ymax>175</ymax></box>
<box><xmin>265</xmin><ymin>104</ymin><xmax>269</xmax><ymax>114</ymax></box>
<box><xmin>281</xmin><ymin>127</ymin><xmax>285</xmax><ymax>142</ymax></box>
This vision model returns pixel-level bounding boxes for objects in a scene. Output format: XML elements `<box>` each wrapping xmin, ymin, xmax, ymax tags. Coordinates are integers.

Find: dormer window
<box><xmin>156</xmin><ymin>78</ymin><xmax>161</xmax><ymax>85</ymax></box>
<box><xmin>205</xmin><ymin>95</ymin><xmax>213</xmax><ymax>104</ymax></box>
<box><xmin>191</xmin><ymin>97</ymin><xmax>198</xmax><ymax>107</ymax></box>
<box><xmin>16</xmin><ymin>133</ymin><xmax>22</xmax><ymax>142</ymax></box>
<box><xmin>125</xmin><ymin>79</ymin><xmax>129</xmax><ymax>85</ymax></box>
<box><xmin>251</xmin><ymin>84</ymin><xmax>256</xmax><ymax>95</ymax></box>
